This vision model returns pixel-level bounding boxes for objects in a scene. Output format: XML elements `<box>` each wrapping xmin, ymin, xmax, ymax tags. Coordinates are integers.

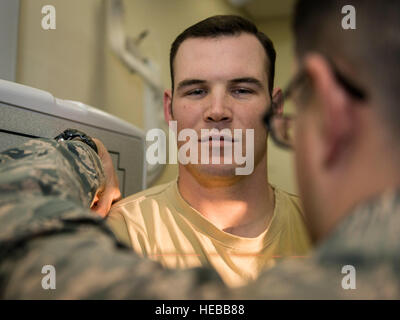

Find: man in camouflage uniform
<box><xmin>1</xmin><ymin>0</ymin><xmax>400</xmax><ymax>299</ymax></box>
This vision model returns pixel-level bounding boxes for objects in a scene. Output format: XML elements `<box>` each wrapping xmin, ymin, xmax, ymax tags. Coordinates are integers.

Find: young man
<box><xmin>1</xmin><ymin>0</ymin><xmax>400</xmax><ymax>299</ymax></box>
<box><xmin>105</xmin><ymin>15</ymin><xmax>311</xmax><ymax>287</ymax></box>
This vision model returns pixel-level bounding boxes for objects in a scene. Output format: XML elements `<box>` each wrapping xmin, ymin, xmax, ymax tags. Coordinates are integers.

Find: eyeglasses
<box><xmin>264</xmin><ymin>59</ymin><xmax>367</xmax><ymax>149</ymax></box>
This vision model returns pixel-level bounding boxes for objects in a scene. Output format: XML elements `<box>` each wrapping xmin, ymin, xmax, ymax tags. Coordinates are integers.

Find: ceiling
<box><xmin>228</xmin><ymin>0</ymin><xmax>296</xmax><ymax>20</ymax></box>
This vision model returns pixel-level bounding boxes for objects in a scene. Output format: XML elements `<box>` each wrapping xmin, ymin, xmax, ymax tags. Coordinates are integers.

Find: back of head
<box><xmin>170</xmin><ymin>15</ymin><xmax>276</xmax><ymax>94</ymax></box>
<box><xmin>293</xmin><ymin>0</ymin><xmax>400</xmax><ymax>139</ymax></box>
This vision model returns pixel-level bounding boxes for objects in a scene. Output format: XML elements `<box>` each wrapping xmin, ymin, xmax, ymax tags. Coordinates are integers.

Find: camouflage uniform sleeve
<box><xmin>0</xmin><ymin>138</ymin><xmax>226</xmax><ymax>299</ymax></box>
<box><xmin>0</xmin><ymin>138</ymin><xmax>105</xmax><ymax>209</ymax></box>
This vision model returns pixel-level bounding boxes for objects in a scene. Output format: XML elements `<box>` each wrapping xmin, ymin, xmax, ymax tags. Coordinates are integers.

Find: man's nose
<box><xmin>203</xmin><ymin>93</ymin><xmax>232</xmax><ymax>123</ymax></box>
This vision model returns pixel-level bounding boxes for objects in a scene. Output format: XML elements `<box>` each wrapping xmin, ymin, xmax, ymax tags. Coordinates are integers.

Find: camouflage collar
<box><xmin>315</xmin><ymin>188</ymin><xmax>400</xmax><ymax>265</ymax></box>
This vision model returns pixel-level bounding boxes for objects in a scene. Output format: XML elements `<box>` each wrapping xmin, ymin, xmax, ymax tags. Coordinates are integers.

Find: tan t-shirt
<box><xmin>106</xmin><ymin>179</ymin><xmax>311</xmax><ymax>287</ymax></box>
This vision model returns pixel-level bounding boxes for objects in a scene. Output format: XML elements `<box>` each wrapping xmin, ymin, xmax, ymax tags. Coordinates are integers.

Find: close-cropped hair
<box><xmin>170</xmin><ymin>15</ymin><xmax>276</xmax><ymax>94</ymax></box>
<box><xmin>293</xmin><ymin>0</ymin><xmax>400</xmax><ymax>138</ymax></box>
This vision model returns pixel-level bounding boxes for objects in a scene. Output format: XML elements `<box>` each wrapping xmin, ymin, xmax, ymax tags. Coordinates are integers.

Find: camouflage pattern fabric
<box><xmin>0</xmin><ymin>138</ymin><xmax>399</xmax><ymax>299</ymax></box>
<box><xmin>236</xmin><ymin>189</ymin><xmax>400</xmax><ymax>299</ymax></box>
<box><xmin>0</xmin><ymin>139</ymin><xmax>225</xmax><ymax>299</ymax></box>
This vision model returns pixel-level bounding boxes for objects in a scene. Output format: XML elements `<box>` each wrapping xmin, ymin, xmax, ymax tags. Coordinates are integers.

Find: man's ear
<box><xmin>271</xmin><ymin>87</ymin><xmax>284</xmax><ymax>115</ymax></box>
<box><xmin>164</xmin><ymin>89</ymin><xmax>174</xmax><ymax>124</ymax></box>
<box><xmin>304</xmin><ymin>54</ymin><xmax>355</xmax><ymax>168</ymax></box>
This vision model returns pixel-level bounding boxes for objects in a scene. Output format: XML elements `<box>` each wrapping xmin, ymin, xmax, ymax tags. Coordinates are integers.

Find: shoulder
<box><xmin>107</xmin><ymin>179</ymin><xmax>175</xmax><ymax>227</ymax></box>
<box><xmin>239</xmin><ymin>258</ymin><xmax>345</xmax><ymax>299</ymax></box>
<box><xmin>272</xmin><ymin>186</ymin><xmax>311</xmax><ymax>249</ymax></box>
<box><xmin>106</xmin><ymin>180</ymin><xmax>176</xmax><ymax>248</ymax></box>
<box><xmin>112</xmin><ymin>180</ymin><xmax>174</xmax><ymax>210</ymax></box>
<box><xmin>274</xmin><ymin>187</ymin><xmax>304</xmax><ymax>218</ymax></box>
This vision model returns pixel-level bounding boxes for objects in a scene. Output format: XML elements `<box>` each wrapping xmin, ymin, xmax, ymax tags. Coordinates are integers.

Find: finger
<box><xmin>93</xmin><ymin>189</ymin><xmax>115</xmax><ymax>218</ymax></box>
<box><xmin>91</xmin><ymin>204</ymin><xmax>108</xmax><ymax>218</ymax></box>
<box><xmin>90</xmin><ymin>183</ymin><xmax>105</xmax><ymax>207</ymax></box>
<box><xmin>113</xmin><ymin>189</ymin><xmax>122</xmax><ymax>203</ymax></box>
<box><xmin>90</xmin><ymin>194</ymin><xmax>100</xmax><ymax>208</ymax></box>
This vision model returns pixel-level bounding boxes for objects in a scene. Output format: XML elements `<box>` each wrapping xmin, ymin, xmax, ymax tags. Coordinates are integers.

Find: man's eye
<box><xmin>187</xmin><ymin>89</ymin><xmax>206</xmax><ymax>96</ymax></box>
<box><xmin>232</xmin><ymin>88</ymin><xmax>253</xmax><ymax>95</ymax></box>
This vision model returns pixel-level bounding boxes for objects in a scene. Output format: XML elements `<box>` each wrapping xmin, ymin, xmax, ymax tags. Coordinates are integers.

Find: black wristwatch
<box><xmin>54</xmin><ymin>129</ymin><xmax>98</xmax><ymax>154</ymax></box>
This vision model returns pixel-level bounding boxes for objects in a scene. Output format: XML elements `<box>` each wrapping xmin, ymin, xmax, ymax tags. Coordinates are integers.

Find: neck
<box><xmin>177</xmin><ymin>154</ymin><xmax>275</xmax><ymax>237</ymax></box>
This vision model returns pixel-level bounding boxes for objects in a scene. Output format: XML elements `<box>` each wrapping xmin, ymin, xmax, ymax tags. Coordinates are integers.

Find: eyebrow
<box><xmin>177</xmin><ymin>77</ymin><xmax>264</xmax><ymax>91</ymax></box>
<box><xmin>176</xmin><ymin>79</ymin><xmax>206</xmax><ymax>91</ymax></box>
<box><xmin>229</xmin><ymin>77</ymin><xmax>264</xmax><ymax>89</ymax></box>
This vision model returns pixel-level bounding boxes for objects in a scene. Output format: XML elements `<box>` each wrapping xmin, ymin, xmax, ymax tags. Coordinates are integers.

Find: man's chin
<box><xmin>189</xmin><ymin>163</ymin><xmax>240</xmax><ymax>178</ymax></box>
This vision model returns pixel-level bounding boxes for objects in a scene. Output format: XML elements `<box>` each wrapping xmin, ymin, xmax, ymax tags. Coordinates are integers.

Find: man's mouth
<box><xmin>198</xmin><ymin>133</ymin><xmax>237</xmax><ymax>144</ymax></box>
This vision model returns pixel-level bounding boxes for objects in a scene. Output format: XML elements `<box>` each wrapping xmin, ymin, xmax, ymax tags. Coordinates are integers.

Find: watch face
<box><xmin>55</xmin><ymin>129</ymin><xmax>97</xmax><ymax>154</ymax></box>
<box><xmin>66</xmin><ymin>129</ymin><xmax>78</xmax><ymax>138</ymax></box>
